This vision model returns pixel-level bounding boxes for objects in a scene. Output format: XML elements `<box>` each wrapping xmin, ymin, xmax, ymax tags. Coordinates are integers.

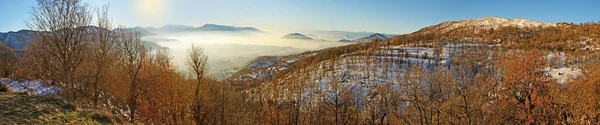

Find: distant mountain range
<box><xmin>338</xmin><ymin>33</ymin><xmax>395</xmax><ymax>43</ymax></box>
<box><xmin>113</xmin><ymin>27</ymin><xmax>156</xmax><ymax>36</ymax></box>
<box><xmin>3</xmin><ymin>17</ymin><xmax>558</xmax><ymax>51</ymax></box>
<box><xmin>0</xmin><ymin>26</ymin><xmax>166</xmax><ymax>50</ymax></box>
<box><xmin>0</xmin><ymin>30</ymin><xmax>37</xmax><ymax>50</ymax></box>
<box><xmin>334</xmin><ymin>17</ymin><xmax>556</xmax><ymax>43</ymax></box>
<box><xmin>281</xmin><ymin>33</ymin><xmax>329</xmax><ymax>41</ymax></box>
<box><xmin>282</xmin><ymin>33</ymin><xmax>313</xmax><ymax>40</ymax></box>
<box><xmin>134</xmin><ymin>24</ymin><xmax>262</xmax><ymax>33</ymax></box>
<box><xmin>301</xmin><ymin>30</ymin><xmax>397</xmax><ymax>41</ymax></box>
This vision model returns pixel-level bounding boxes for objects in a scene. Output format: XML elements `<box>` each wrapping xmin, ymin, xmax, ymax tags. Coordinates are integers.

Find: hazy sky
<box><xmin>1</xmin><ymin>0</ymin><xmax>599</xmax><ymax>33</ymax></box>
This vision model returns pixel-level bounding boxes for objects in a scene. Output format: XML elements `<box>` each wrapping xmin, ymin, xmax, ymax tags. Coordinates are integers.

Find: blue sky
<box><xmin>1</xmin><ymin>0</ymin><xmax>599</xmax><ymax>34</ymax></box>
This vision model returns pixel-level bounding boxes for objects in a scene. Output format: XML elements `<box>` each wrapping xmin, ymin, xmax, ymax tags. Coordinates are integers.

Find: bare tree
<box><xmin>0</xmin><ymin>44</ymin><xmax>18</xmax><ymax>77</ymax></box>
<box><xmin>89</xmin><ymin>5</ymin><xmax>120</xmax><ymax>107</ymax></box>
<box><xmin>120</xmin><ymin>30</ymin><xmax>147</xmax><ymax>122</ymax></box>
<box><xmin>186</xmin><ymin>44</ymin><xmax>208</xmax><ymax>125</ymax></box>
<box><xmin>26</xmin><ymin>0</ymin><xmax>93</xmax><ymax>100</ymax></box>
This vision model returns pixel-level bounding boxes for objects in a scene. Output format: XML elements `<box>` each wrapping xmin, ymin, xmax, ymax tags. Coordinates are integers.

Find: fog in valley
<box><xmin>142</xmin><ymin>30</ymin><xmax>356</xmax><ymax>76</ymax></box>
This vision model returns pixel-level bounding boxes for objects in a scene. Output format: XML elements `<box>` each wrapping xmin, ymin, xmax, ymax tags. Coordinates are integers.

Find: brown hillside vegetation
<box><xmin>232</xmin><ymin>19</ymin><xmax>600</xmax><ymax>124</ymax></box>
<box><xmin>1</xmin><ymin>0</ymin><xmax>600</xmax><ymax>124</ymax></box>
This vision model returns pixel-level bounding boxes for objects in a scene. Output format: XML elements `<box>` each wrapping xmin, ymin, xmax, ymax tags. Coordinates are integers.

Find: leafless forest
<box><xmin>1</xmin><ymin>0</ymin><xmax>600</xmax><ymax>124</ymax></box>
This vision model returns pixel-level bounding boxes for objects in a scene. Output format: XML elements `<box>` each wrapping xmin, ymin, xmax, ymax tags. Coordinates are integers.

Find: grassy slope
<box><xmin>0</xmin><ymin>90</ymin><xmax>123</xmax><ymax>124</ymax></box>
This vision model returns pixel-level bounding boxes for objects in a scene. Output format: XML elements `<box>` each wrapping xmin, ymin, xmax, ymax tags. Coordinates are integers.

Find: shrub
<box><xmin>0</xmin><ymin>84</ymin><xmax>8</xmax><ymax>92</ymax></box>
<box><xmin>90</xmin><ymin>112</ymin><xmax>114</xmax><ymax>124</ymax></box>
<box><xmin>62</xmin><ymin>103</ymin><xmax>77</xmax><ymax>111</ymax></box>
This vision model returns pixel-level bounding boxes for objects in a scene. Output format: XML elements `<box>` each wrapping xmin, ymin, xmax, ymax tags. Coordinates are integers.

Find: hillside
<box><xmin>228</xmin><ymin>17</ymin><xmax>600</xmax><ymax>100</ymax></box>
<box><xmin>0</xmin><ymin>84</ymin><xmax>124</xmax><ymax>124</ymax></box>
<box><xmin>282</xmin><ymin>33</ymin><xmax>314</xmax><ymax>40</ymax></box>
<box><xmin>113</xmin><ymin>27</ymin><xmax>156</xmax><ymax>36</ymax></box>
<box><xmin>0</xmin><ymin>30</ymin><xmax>36</xmax><ymax>50</ymax></box>
<box><xmin>218</xmin><ymin>17</ymin><xmax>600</xmax><ymax>124</ymax></box>
<box><xmin>338</xmin><ymin>33</ymin><xmax>393</xmax><ymax>43</ymax></box>
<box><xmin>413</xmin><ymin>17</ymin><xmax>556</xmax><ymax>35</ymax></box>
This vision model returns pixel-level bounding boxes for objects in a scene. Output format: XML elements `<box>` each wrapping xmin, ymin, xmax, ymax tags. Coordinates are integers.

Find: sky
<box><xmin>1</xmin><ymin>0</ymin><xmax>599</xmax><ymax>34</ymax></box>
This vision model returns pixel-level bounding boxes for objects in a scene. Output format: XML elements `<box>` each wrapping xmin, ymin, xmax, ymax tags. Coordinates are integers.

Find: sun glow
<box><xmin>134</xmin><ymin>0</ymin><xmax>168</xmax><ymax>20</ymax></box>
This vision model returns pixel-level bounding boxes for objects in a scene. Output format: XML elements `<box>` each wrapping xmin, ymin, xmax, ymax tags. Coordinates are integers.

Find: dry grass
<box><xmin>0</xmin><ymin>91</ymin><xmax>123</xmax><ymax>124</ymax></box>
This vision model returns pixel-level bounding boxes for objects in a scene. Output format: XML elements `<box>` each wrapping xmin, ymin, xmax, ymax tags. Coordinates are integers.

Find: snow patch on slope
<box><xmin>1</xmin><ymin>79</ymin><xmax>60</xmax><ymax>96</ymax></box>
<box><xmin>546</xmin><ymin>67</ymin><xmax>582</xmax><ymax>84</ymax></box>
<box><xmin>544</xmin><ymin>52</ymin><xmax>583</xmax><ymax>84</ymax></box>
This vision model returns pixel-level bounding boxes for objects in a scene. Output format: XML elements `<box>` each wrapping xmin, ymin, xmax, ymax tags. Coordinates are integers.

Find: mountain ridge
<box><xmin>282</xmin><ymin>33</ymin><xmax>313</xmax><ymax>40</ymax></box>
<box><xmin>1</xmin><ymin>26</ymin><xmax>165</xmax><ymax>50</ymax></box>
<box><xmin>338</xmin><ymin>33</ymin><xmax>395</xmax><ymax>43</ymax></box>
<box><xmin>413</xmin><ymin>17</ymin><xmax>556</xmax><ymax>35</ymax></box>
<box><xmin>144</xmin><ymin>24</ymin><xmax>262</xmax><ymax>33</ymax></box>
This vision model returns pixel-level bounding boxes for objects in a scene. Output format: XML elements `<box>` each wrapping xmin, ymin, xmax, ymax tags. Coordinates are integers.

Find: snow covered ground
<box><xmin>546</xmin><ymin>67</ymin><xmax>582</xmax><ymax>84</ymax></box>
<box><xmin>261</xmin><ymin>42</ymin><xmax>591</xmax><ymax>102</ymax></box>
<box><xmin>0</xmin><ymin>78</ymin><xmax>134</xmax><ymax>120</ymax></box>
<box><xmin>260</xmin><ymin>43</ymin><xmax>489</xmax><ymax>101</ymax></box>
<box><xmin>0</xmin><ymin>78</ymin><xmax>60</xmax><ymax>96</ymax></box>
<box><xmin>544</xmin><ymin>52</ymin><xmax>583</xmax><ymax>84</ymax></box>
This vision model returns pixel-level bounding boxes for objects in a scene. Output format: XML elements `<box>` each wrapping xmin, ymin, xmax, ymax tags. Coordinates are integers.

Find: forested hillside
<box><xmin>227</xmin><ymin>17</ymin><xmax>600</xmax><ymax>124</ymax></box>
<box><xmin>1</xmin><ymin>0</ymin><xmax>600</xmax><ymax>124</ymax></box>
